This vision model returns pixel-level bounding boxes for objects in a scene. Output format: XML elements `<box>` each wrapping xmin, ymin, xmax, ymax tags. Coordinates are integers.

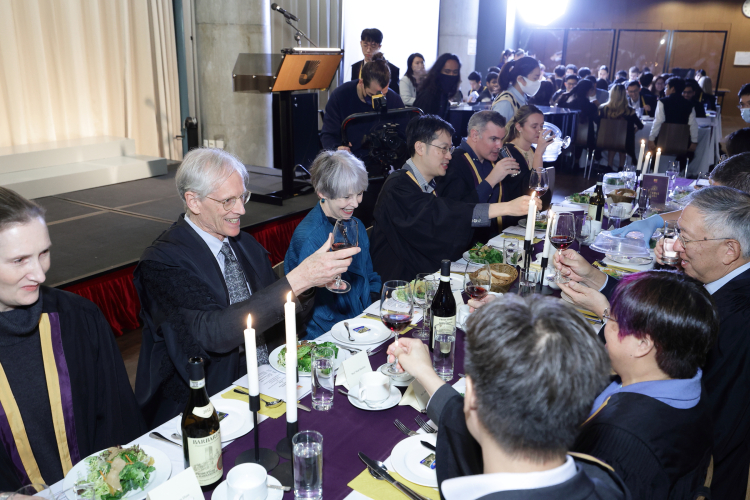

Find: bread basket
<box><xmin>469</xmin><ymin>263</ymin><xmax>518</xmax><ymax>293</ymax></box>
<box><xmin>610</xmin><ymin>188</ymin><xmax>635</xmax><ymax>204</ymax></box>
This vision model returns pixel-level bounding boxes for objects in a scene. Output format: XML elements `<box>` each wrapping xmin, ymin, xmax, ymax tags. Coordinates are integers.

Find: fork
<box><xmin>394</xmin><ymin>419</ymin><xmax>418</xmax><ymax>437</ymax></box>
<box><xmin>415</xmin><ymin>416</ymin><xmax>437</xmax><ymax>433</ymax></box>
<box><xmin>233</xmin><ymin>388</ymin><xmax>282</xmax><ymax>406</ymax></box>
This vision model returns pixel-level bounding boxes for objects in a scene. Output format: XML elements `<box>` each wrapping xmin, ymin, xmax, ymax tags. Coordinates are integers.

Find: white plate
<box><xmin>518</xmin><ymin>219</ymin><xmax>548</xmax><ymax>230</ymax></box>
<box><xmin>377</xmin><ymin>363</ymin><xmax>415</xmax><ymax>387</ymax></box>
<box><xmin>348</xmin><ymin>384</ymin><xmax>402</xmax><ymax>411</ymax></box>
<box><xmin>564</xmin><ymin>196</ymin><xmax>590</xmax><ymax>206</ymax></box>
<box><xmin>175</xmin><ymin>399</ymin><xmax>253</xmax><ymax>442</ymax></box>
<box><xmin>424</xmin><ymin>272</ymin><xmax>464</xmax><ymax>292</ymax></box>
<box><xmin>330</xmin><ymin>318</ymin><xmax>392</xmax><ymax>346</ymax></box>
<box><xmin>606</xmin><ymin>254</ymin><xmax>653</xmax><ymax>266</ymax></box>
<box><xmin>391</xmin><ymin>434</ymin><xmax>439</xmax><ymax>487</ymax></box>
<box><xmin>63</xmin><ymin>445</ymin><xmax>172</xmax><ymax>500</ymax></box>
<box><xmin>211</xmin><ymin>475</ymin><xmax>283</xmax><ymax>500</ymax></box>
<box><xmin>269</xmin><ymin>341</ymin><xmax>343</xmax><ymax>377</ymax></box>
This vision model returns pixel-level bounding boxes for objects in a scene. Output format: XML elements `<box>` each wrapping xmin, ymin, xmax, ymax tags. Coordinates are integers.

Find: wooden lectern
<box><xmin>233</xmin><ymin>48</ymin><xmax>343</xmax><ymax>205</ymax></box>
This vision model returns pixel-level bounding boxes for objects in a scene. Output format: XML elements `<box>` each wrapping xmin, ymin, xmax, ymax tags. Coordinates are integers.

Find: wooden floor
<box><xmin>114</xmin><ymin>170</ymin><xmax>591</xmax><ymax>389</ymax></box>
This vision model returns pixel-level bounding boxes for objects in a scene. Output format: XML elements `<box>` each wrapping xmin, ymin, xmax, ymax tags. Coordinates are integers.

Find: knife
<box><xmin>233</xmin><ymin>387</ymin><xmax>311</xmax><ymax>412</ymax></box>
<box><xmin>358</xmin><ymin>452</ymin><xmax>430</xmax><ymax>500</ymax></box>
<box><xmin>420</xmin><ymin>440</ymin><xmax>436</xmax><ymax>452</ymax></box>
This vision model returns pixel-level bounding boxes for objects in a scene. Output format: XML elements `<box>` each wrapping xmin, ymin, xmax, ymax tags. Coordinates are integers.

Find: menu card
<box><xmin>642</xmin><ymin>174</ymin><xmax>669</xmax><ymax>204</ymax></box>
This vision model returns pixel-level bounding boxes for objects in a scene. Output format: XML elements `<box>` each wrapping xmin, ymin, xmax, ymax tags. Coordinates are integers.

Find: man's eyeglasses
<box><xmin>205</xmin><ymin>191</ymin><xmax>251</xmax><ymax>211</ymax></box>
<box><xmin>426</xmin><ymin>143</ymin><xmax>456</xmax><ymax>156</ymax></box>
<box><xmin>737</xmin><ymin>103</ymin><xmax>750</xmax><ymax>110</ymax></box>
<box><xmin>677</xmin><ymin>234</ymin><xmax>730</xmax><ymax>247</ymax></box>
<box><xmin>602</xmin><ymin>308</ymin><xmax>614</xmax><ymax>325</ymax></box>
<box><xmin>361</xmin><ymin>42</ymin><xmax>381</xmax><ymax>50</ymax></box>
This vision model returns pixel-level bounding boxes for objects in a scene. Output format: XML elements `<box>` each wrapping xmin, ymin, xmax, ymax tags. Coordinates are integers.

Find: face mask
<box><xmin>519</xmin><ymin>76</ymin><xmax>541</xmax><ymax>96</ymax></box>
<box><xmin>438</xmin><ymin>73</ymin><xmax>460</xmax><ymax>94</ymax></box>
<box><xmin>742</xmin><ymin>107</ymin><xmax>750</xmax><ymax>123</ymax></box>
<box><xmin>589</xmin><ymin>94</ymin><xmax>597</xmax><ymax>102</ymax></box>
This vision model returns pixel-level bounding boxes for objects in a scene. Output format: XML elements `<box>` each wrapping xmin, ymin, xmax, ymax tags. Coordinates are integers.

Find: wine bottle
<box><xmin>182</xmin><ymin>357</ymin><xmax>223</xmax><ymax>491</ymax></box>
<box><xmin>588</xmin><ymin>173</ymin><xmax>605</xmax><ymax>236</ymax></box>
<box><xmin>430</xmin><ymin>260</ymin><xmax>456</xmax><ymax>352</ymax></box>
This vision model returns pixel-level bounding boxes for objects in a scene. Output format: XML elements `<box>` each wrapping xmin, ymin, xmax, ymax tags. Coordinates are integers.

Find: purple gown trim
<box><xmin>48</xmin><ymin>312</ymin><xmax>81</xmax><ymax>465</ymax></box>
<box><xmin>0</xmin><ymin>402</ymin><xmax>29</xmax><ymax>484</ymax></box>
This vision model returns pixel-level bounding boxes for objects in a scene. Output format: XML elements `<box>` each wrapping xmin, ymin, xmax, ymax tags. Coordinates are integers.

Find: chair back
<box><xmin>272</xmin><ymin>261</ymin><xmax>286</xmax><ymax>280</ymax></box>
<box><xmin>574</xmin><ymin>119</ymin><xmax>590</xmax><ymax>148</ymax></box>
<box><xmin>595</xmin><ymin>118</ymin><xmax>629</xmax><ymax>153</ymax></box>
<box><xmin>657</xmin><ymin>123</ymin><xmax>690</xmax><ymax>157</ymax></box>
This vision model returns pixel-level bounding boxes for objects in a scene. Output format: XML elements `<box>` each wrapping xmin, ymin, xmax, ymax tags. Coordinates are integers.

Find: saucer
<box><xmin>211</xmin><ymin>475</ymin><xmax>283</xmax><ymax>500</ymax></box>
<box><xmin>348</xmin><ymin>385</ymin><xmax>401</xmax><ymax>411</ymax></box>
<box><xmin>377</xmin><ymin>363</ymin><xmax>415</xmax><ymax>387</ymax></box>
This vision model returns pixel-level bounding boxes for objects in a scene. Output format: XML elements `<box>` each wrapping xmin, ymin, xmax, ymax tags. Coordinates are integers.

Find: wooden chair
<box><xmin>272</xmin><ymin>261</ymin><xmax>285</xmax><ymax>280</ymax></box>
<box><xmin>655</xmin><ymin>123</ymin><xmax>691</xmax><ymax>173</ymax></box>
<box><xmin>595</xmin><ymin>118</ymin><xmax>629</xmax><ymax>172</ymax></box>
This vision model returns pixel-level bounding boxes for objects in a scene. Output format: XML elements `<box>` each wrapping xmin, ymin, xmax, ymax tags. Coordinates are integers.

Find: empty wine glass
<box><xmin>549</xmin><ymin>213</ymin><xmax>576</xmax><ymax>284</ymax></box>
<box><xmin>380</xmin><ymin>281</ymin><xmax>414</xmax><ymax>377</ymax></box>
<box><xmin>529</xmin><ymin>168</ymin><xmax>549</xmax><ymax>199</ymax></box>
<box><xmin>666</xmin><ymin>161</ymin><xmax>680</xmax><ymax>194</ymax></box>
<box><xmin>576</xmin><ymin>215</ymin><xmax>592</xmax><ymax>246</ymax></box>
<box><xmin>637</xmin><ymin>190</ymin><xmax>651</xmax><ymax>220</ymax></box>
<box><xmin>326</xmin><ymin>219</ymin><xmax>359</xmax><ymax>294</ymax></box>
<box><xmin>413</xmin><ymin>273</ymin><xmax>436</xmax><ymax>341</ymax></box>
<box><xmin>464</xmin><ymin>259</ymin><xmax>490</xmax><ymax>301</ymax></box>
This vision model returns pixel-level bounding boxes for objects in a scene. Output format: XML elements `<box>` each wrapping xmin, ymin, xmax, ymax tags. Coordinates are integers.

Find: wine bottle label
<box><xmin>186</xmin><ymin>432</ymin><xmax>223</xmax><ymax>485</ymax></box>
<box><xmin>193</xmin><ymin>402</ymin><xmax>215</xmax><ymax>418</ymax></box>
<box><xmin>432</xmin><ymin>316</ymin><xmax>456</xmax><ymax>349</ymax></box>
<box><xmin>190</xmin><ymin>379</ymin><xmax>205</xmax><ymax>389</ymax></box>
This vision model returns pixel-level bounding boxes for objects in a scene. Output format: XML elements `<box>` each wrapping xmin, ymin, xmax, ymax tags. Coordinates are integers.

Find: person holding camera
<box><xmin>320</xmin><ymin>52</ymin><xmax>404</xmax><ymax>159</ymax></box>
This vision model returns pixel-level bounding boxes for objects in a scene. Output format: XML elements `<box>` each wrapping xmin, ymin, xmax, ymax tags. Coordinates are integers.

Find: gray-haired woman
<box><xmin>285</xmin><ymin>150</ymin><xmax>382</xmax><ymax>339</ymax></box>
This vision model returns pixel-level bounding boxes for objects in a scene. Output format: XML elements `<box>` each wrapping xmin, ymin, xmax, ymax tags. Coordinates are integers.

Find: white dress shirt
<box><xmin>441</xmin><ymin>455</ymin><xmax>577</xmax><ymax>500</ymax></box>
<box><xmin>649</xmin><ymin>101</ymin><xmax>699</xmax><ymax>143</ymax></box>
<box><xmin>704</xmin><ymin>261</ymin><xmax>750</xmax><ymax>295</ymax></box>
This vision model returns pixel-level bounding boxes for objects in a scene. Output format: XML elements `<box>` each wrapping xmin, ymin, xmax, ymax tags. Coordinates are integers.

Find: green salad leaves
<box><xmin>279</xmin><ymin>341</ymin><xmax>339</xmax><ymax>373</ymax></box>
<box><xmin>79</xmin><ymin>446</ymin><xmax>155</xmax><ymax>500</ymax></box>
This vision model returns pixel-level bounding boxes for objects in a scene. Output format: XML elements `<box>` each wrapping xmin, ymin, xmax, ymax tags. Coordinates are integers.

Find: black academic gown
<box><xmin>133</xmin><ymin>215</ymin><xmax>313</xmax><ymax>427</ymax></box>
<box><xmin>350</xmin><ymin>60</ymin><xmax>400</xmax><ymax>94</ymax></box>
<box><xmin>427</xmin><ymin>385</ymin><xmax>631</xmax><ymax>500</ymax></box>
<box><xmin>0</xmin><ymin>287</ymin><xmax>145</xmax><ymax>491</ymax></box>
<box><xmin>370</xmin><ymin>168</ymin><xmax>476</xmax><ymax>283</ymax></box>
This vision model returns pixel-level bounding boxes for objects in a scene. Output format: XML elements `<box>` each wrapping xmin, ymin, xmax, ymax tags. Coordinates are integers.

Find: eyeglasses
<box><xmin>205</xmin><ymin>191</ymin><xmax>251</xmax><ymax>211</ymax></box>
<box><xmin>677</xmin><ymin>234</ymin><xmax>730</xmax><ymax>247</ymax></box>
<box><xmin>737</xmin><ymin>103</ymin><xmax>750</xmax><ymax>109</ymax></box>
<box><xmin>602</xmin><ymin>308</ymin><xmax>615</xmax><ymax>325</ymax></box>
<box><xmin>426</xmin><ymin>143</ymin><xmax>456</xmax><ymax>156</ymax></box>
<box><xmin>361</xmin><ymin>42</ymin><xmax>381</xmax><ymax>50</ymax></box>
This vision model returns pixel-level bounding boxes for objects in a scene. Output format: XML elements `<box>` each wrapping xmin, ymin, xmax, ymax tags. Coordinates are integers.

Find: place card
<box><xmin>146</xmin><ymin>467</ymin><xmax>203</xmax><ymax>500</ymax></box>
<box><xmin>642</xmin><ymin>174</ymin><xmax>669</xmax><ymax>204</ymax></box>
<box><xmin>399</xmin><ymin>379</ymin><xmax>430</xmax><ymax>411</ymax></box>
<box><xmin>337</xmin><ymin>350</ymin><xmax>371</xmax><ymax>389</ymax></box>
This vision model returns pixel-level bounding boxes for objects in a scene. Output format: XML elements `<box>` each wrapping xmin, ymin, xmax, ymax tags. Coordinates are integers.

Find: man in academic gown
<box><xmin>350</xmin><ymin>28</ymin><xmax>399</xmax><ymax>94</ymax></box>
<box><xmin>554</xmin><ymin>186</ymin><xmax>750</xmax><ymax>499</ymax></box>
<box><xmin>134</xmin><ymin>148</ymin><xmax>359</xmax><ymax>427</ymax></box>
<box><xmin>0</xmin><ymin>193</ymin><xmax>145</xmax><ymax>491</ymax></box>
<box><xmin>385</xmin><ymin>296</ymin><xmax>631</xmax><ymax>499</ymax></box>
<box><xmin>370</xmin><ymin>114</ymin><xmax>539</xmax><ymax>283</ymax></box>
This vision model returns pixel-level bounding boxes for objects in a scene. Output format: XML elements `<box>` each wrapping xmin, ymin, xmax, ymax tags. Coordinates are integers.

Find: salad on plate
<box><xmin>77</xmin><ymin>445</ymin><xmax>155</xmax><ymax>500</ymax></box>
<box><xmin>278</xmin><ymin>340</ymin><xmax>339</xmax><ymax>373</ymax></box>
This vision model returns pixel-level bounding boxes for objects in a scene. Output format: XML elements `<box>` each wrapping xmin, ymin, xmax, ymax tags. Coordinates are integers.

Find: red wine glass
<box><xmin>464</xmin><ymin>259</ymin><xmax>490</xmax><ymax>301</ymax></box>
<box><xmin>549</xmin><ymin>212</ymin><xmax>575</xmax><ymax>284</ymax></box>
<box><xmin>326</xmin><ymin>218</ymin><xmax>358</xmax><ymax>294</ymax></box>
<box><xmin>380</xmin><ymin>280</ymin><xmax>414</xmax><ymax>377</ymax></box>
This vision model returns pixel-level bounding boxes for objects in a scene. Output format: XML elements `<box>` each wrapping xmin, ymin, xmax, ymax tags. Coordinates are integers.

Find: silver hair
<box><xmin>467</xmin><ymin>110</ymin><xmax>507</xmax><ymax>136</ymax></box>
<box><xmin>310</xmin><ymin>150</ymin><xmax>369</xmax><ymax>199</ymax></box>
<box><xmin>686</xmin><ymin>186</ymin><xmax>750</xmax><ymax>258</ymax></box>
<box><xmin>175</xmin><ymin>148</ymin><xmax>249</xmax><ymax>209</ymax></box>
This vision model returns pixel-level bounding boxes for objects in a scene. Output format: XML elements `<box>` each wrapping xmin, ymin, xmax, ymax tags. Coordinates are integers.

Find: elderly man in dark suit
<box><xmin>554</xmin><ymin>186</ymin><xmax>750</xmax><ymax>500</ymax></box>
<box><xmin>134</xmin><ymin>148</ymin><xmax>359</xmax><ymax>427</ymax></box>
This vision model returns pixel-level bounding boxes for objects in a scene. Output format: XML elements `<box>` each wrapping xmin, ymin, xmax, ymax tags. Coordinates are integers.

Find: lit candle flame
<box><xmin>247</xmin><ymin>314</ymin><xmax>252</xmax><ymax>329</ymax></box>
<box><xmin>287</xmin><ymin>291</ymin><xmax>292</xmax><ymax>303</ymax></box>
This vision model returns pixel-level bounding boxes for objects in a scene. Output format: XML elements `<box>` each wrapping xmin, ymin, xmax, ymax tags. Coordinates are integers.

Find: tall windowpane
<box><xmin>670</xmin><ymin>31</ymin><xmax>726</xmax><ymax>86</ymax></box>
<box><xmin>615</xmin><ymin>30</ymin><xmax>668</xmax><ymax>75</ymax></box>
<box><xmin>566</xmin><ymin>30</ymin><xmax>614</xmax><ymax>75</ymax></box>
<box><xmin>519</xmin><ymin>28</ymin><xmax>564</xmax><ymax>70</ymax></box>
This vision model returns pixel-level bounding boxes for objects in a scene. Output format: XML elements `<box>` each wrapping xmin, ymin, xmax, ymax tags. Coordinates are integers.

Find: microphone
<box><xmin>271</xmin><ymin>3</ymin><xmax>299</xmax><ymax>22</ymax></box>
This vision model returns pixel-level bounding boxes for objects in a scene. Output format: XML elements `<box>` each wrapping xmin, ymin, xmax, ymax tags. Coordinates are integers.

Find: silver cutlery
<box><xmin>171</xmin><ymin>432</ymin><xmax>182</xmax><ymax>441</ymax></box>
<box><xmin>233</xmin><ymin>388</ymin><xmax>310</xmax><ymax>411</ymax></box>
<box><xmin>359</xmin><ymin>452</ymin><xmax>430</xmax><ymax>500</ymax></box>
<box><xmin>415</xmin><ymin>416</ymin><xmax>437</xmax><ymax>433</ymax></box>
<box><xmin>344</xmin><ymin>321</ymin><xmax>353</xmax><ymax>341</ymax></box>
<box><xmin>333</xmin><ymin>342</ymin><xmax>361</xmax><ymax>354</ymax></box>
<box><xmin>420</xmin><ymin>440</ymin><xmax>436</xmax><ymax>452</ymax></box>
<box><xmin>149</xmin><ymin>431</ymin><xmax>181</xmax><ymax>447</ymax></box>
<box><xmin>394</xmin><ymin>419</ymin><xmax>418</xmax><ymax>437</ymax></box>
<box><xmin>338</xmin><ymin>388</ymin><xmax>362</xmax><ymax>402</ymax></box>
<box><xmin>268</xmin><ymin>483</ymin><xmax>291</xmax><ymax>491</ymax></box>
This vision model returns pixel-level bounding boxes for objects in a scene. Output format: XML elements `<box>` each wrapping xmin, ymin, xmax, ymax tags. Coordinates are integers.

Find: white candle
<box><xmin>653</xmin><ymin>148</ymin><xmax>662</xmax><ymax>174</ymax></box>
<box><xmin>636</xmin><ymin>140</ymin><xmax>645</xmax><ymax>171</ymax></box>
<box><xmin>640</xmin><ymin>152</ymin><xmax>651</xmax><ymax>181</ymax></box>
<box><xmin>284</xmin><ymin>292</ymin><xmax>297</xmax><ymax>423</ymax></box>
<box><xmin>524</xmin><ymin>192</ymin><xmax>537</xmax><ymax>241</ymax></box>
<box><xmin>244</xmin><ymin>315</ymin><xmax>259</xmax><ymax>397</ymax></box>
<box><xmin>542</xmin><ymin>210</ymin><xmax>555</xmax><ymax>258</ymax></box>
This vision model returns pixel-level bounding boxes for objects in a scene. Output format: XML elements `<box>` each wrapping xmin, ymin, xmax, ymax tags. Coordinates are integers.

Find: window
<box><xmin>615</xmin><ymin>30</ymin><xmax>668</xmax><ymax>75</ymax></box>
<box><xmin>566</xmin><ymin>30</ymin><xmax>615</xmax><ymax>75</ymax></box>
<box><xmin>669</xmin><ymin>31</ymin><xmax>726</xmax><ymax>86</ymax></box>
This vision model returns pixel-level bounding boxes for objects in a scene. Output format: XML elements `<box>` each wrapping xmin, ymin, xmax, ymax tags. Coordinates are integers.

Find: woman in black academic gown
<box><xmin>0</xmin><ymin>187</ymin><xmax>145</xmax><ymax>491</ymax></box>
<box><xmin>572</xmin><ymin>271</ymin><xmax>716</xmax><ymax>500</ymax></box>
<box><xmin>501</xmin><ymin>104</ymin><xmax>554</xmax><ymax>227</ymax></box>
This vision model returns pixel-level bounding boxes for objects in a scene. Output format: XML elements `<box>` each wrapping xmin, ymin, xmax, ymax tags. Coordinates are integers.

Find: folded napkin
<box><xmin>502</xmin><ymin>225</ymin><xmax>546</xmax><ymax>240</ymax></box>
<box><xmin>399</xmin><ymin>379</ymin><xmax>430</xmax><ymax>412</ymax></box>
<box><xmin>221</xmin><ymin>388</ymin><xmax>288</xmax><ymax>419</ymax></box>
<box><xmin>348</xmin><ymin>467</ymin><xmax>439</xmax><ymax>500</ymax></box>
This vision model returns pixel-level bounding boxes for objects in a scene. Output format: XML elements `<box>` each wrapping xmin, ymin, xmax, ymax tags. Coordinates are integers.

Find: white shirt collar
<box><xmin>441</xmin><ymin>455</ymin><xmax>577</xmax><ymax>500</ymax></box>
<box><xmin>184</xmin><ymin>213</ymin><xmax>226</xmax><ymax>259</ymax></box>
<box><xmin>705</xmin><ymin>261</ymin><xmax>750</xmax><ymax>295</ymax></box>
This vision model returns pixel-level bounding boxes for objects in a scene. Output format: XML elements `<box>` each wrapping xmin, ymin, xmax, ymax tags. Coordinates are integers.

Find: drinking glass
<box><xmin>503</xmin><ymin>239</ymin><xmax>520</xmax><ymax>267</ymax></box>
<box><xmin>529</xmin><ymin>168</ymin><xmax>549</xmax><ymax>199</ymax></box>
<box><xmin>518</xmin><ymin>270</ymin><xmax>538</xmax><ymax>297</ymax></box>
<box><xmin>695</xmin><ymin>172</ymin><xmax>710</xmax><ymax>189</ymax></box>
<box><xmin>326</xmin><ymin>219</ymin><xmax>359</xmax><ymax>294</ymax></box>
<box><xmin>637</xmin><ymin>190</ymin><xmax>651</xmax><ymax>219</ymax></box>
<box><xmin>380</xmin><ymin>281</ymin><xmax>414</xmax><ymax>377</ymax></box>
<box><xmin>621</xmin><ymin>164</ymin><xmax>636</xmax><ymax>190</ymax></box>
<box><xmin>666</xmin><ymin>162</ymin><xmax>680</xmax><ymax>194</ymax></box>
<box><xmin>310</xmin><ymin>346</ymin><xmax>336</xmax><ymax>411</ymax></box>
<box><xmin>413</xmin><ymin>273</ymin><xmax>435</xmax><ymax>341</ymax></box>
<box><xmin>576</xmin><ymin>215</ymin><xmax>592</xmax><ymax>246</ymax></box>
<box><xmin>549</xmin><ymin>213</ymin><xmax>575</xmax><ymax>283</ymax></box>
<box><xmin>464</xmin><ymin>259</ymin><xmax>490</xmax><ymax>301</ymax></box>
<box><xmin>608</xmin><ymin>204</ymin><xmax>629</xmax><ymax>230</ymax></box>
<box><xmin>292</xmin><ymin>430</ymin><xmax>323</xmax><ymax>499</ymax></box>
<box><xmin>432</xmin><ymin>325</ymin><xmax>456</xmax><ymax>381</ymax></box>
<box><xmin>661</xmin><ymin>221</ymin><xmax>681</xmax><ymax>266</ymax></box>
<box><xmin>11</xmin><ymin>484</ymin><xmax>64</xmax><ymax>500</ymax></box>
<box><xmin>419</xmin><ymin>277</ymin><xmax>438</xmax><ymax>341</ymax></box>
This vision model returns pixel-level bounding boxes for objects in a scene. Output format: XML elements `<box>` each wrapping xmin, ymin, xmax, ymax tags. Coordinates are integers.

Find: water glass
<box><xmin>608</xmin><ymin>204</ymin><xmax>629</xmax><ymax>230</ymax></box>
<box><xmin>576</xmin><ymin>215</ymin><xmax>592</xmax><ymax>246</ymax></box>
<box><xmin>661</xmin><ymin>221</ymin><xmax>681</xmax><ymax>266</ymax></box>
<box><xmin>293</xmin><ymin>430</ymin><xmax>323</xmax><ymax>499</ymax></box>
<box><xmin>413</xmin><ymin>274</ymin><xmax>435</xmax><ymax>341</ymax></box>
<box><xmin>432</xmin><ymin>325</ymin><xmax>456</xmax><ymax>381</ymax></box>
<box><xmin>503</xmin><ymin>239</ymin><xmax>520</xmax><ymax>267</ymax></box>
<box><xmin>637</xmin><ymin>190</ymin><xmax>650</xmax><ymax>219</ymax></box>
<box><xmin>311</xmin><ymin>346</ymin><xmax>336</xmax><ymax>411</ymax></box>
<box><xmin>519</xmin><ymin>269</ymin><xmax>538</xmax><ymax>297</ymax></box>
<box><xmin>666</xmin><ymin>162</ymin><xmax>680</xmax><ymax>194</ymax></box>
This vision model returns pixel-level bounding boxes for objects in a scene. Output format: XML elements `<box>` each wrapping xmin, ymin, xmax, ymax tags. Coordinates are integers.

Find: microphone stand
<box><xmin>285</xmin><ymin>17</ymin><xmax>317</xmax><ymax>48</ymax></box>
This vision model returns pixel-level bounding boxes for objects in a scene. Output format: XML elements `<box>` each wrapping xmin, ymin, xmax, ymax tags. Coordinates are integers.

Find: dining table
<box><xmin>49</xmin><ymin>179</ymin><xmax>696</xmax><ymax>500</ymax></box>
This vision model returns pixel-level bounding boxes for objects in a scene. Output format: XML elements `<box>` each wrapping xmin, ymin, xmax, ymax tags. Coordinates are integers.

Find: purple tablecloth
<box><xmin>205</xmin><ymin>329</ymin><xmax>466</xmax><ymax>500</ymax></box>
